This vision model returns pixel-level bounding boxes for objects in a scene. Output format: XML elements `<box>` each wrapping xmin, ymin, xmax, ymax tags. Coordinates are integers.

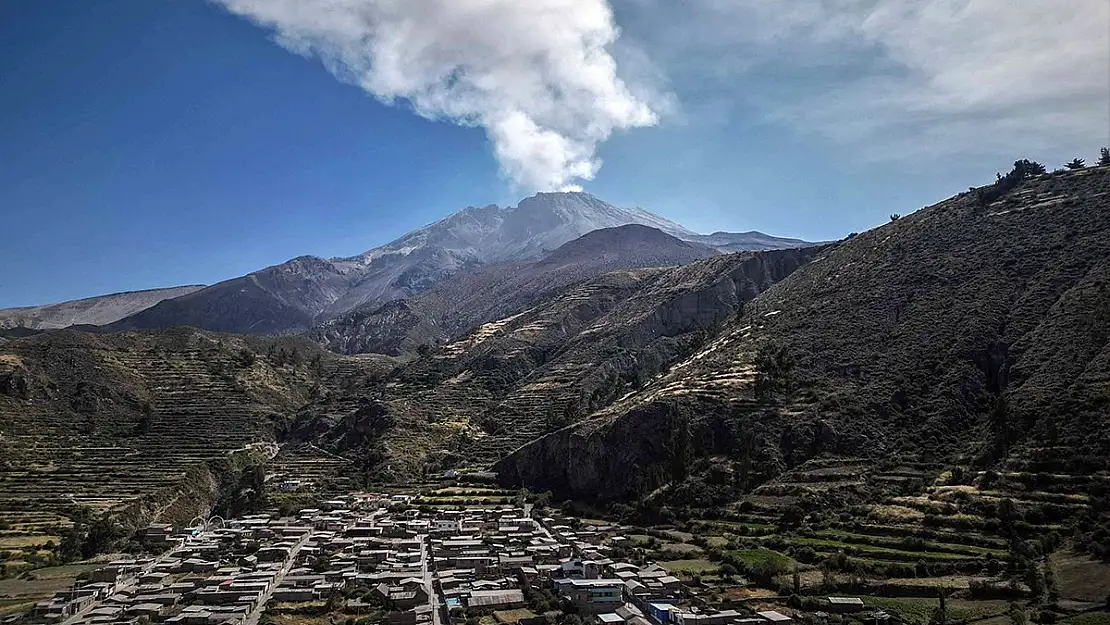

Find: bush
<box><xmin>975</xmin><ymin>159</ymin><xmax>1048</xmax><ymax>207</ymax></box>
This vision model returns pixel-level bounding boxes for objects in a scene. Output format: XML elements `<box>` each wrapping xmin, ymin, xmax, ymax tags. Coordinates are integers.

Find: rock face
<box><xmin>295</xmin><ymin>244</ymin><xmax>824</xmax><ymax>476</ymax></box>
<box><xmin>106</xmin><ymin>193</ymin><xmax>810</xmax><ymax>336</ymax></box>
<box><xmin>494</xmin><ymin>166</ymin><xmax>1110</xmax><ymax>504</ymax></box>
<box><xmin>0</xmin><ymin>285</ymin><xmax>205</xmax><ymax>330</ymax></box>
<box><xmin>314</xmin><ymin>224</ymin><xmax>722</xmax><ymax>355</ymax></box>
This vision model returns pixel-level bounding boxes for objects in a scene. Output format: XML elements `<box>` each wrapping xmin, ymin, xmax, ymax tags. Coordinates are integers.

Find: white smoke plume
<box><xmin>213</xmin><ymin>0</ymin><xmax>659</xmax><ymax>191</ymax></box>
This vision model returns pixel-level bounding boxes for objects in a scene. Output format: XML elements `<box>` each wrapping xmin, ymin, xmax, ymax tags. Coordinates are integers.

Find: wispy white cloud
<box><xmin>617</xmin><ymin>0</ymin><xmax>1110</xmax><ymax>162</ymax></box>
<box><xmin>213</xmin><ymin>0</ymin><xmax>661</xmax><ymax>192</ymax></box>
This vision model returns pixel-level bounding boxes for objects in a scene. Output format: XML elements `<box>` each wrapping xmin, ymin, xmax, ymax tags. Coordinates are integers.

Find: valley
<box><xmin>1</xmin><ymin>166</ymin><xmax>1109</xmax><ymax>623</ymax></box>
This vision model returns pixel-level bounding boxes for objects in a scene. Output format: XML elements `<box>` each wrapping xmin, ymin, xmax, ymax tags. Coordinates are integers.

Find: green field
<box><xmin>865</xmin><ymin>597</ymin><xmax>1010</xmax><ymax>623</ymax></box>
<box><xmin>723</xmin><ymin>548</ymin><xmax>794</xmax><ymax>570</ymax></box>
<box><xmin>789</xmin><ymin>536</ymin><xmax>980</xmax><ymax>562</ymax></box>
<box><xmin>1060</xmin><ymin>614</ymin><xmax>1110</xmax><ymax>625</ymax></box>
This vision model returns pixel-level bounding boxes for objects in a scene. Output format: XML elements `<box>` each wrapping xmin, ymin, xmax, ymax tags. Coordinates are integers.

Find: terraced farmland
<box><xmin>0</xmin><ymin>329</ymin><xmax>381</xmax><ymax>554</ymax></box>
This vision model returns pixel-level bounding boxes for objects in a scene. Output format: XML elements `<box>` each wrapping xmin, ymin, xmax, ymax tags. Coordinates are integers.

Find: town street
<box><xmin>242</xmin><ymin>532</ymin><xmax>312</xmax><ymax>625</ymax></box>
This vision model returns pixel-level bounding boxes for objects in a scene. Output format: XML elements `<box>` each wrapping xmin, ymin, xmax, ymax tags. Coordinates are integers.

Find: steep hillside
<box><xmin>0</xmin><ymin>328</ymin><xmax>383</xmax><ymax>527</ymax></box>
<box><xmin>314</xmin><ymin>225</ymin><xmax>721</xmax><ymax>355</ymax></box>
<box><xmin>105</xmin><ymin>256</ymin><xmax>353</xmax><ymax>335</ymax></box>
<box><xmin>494</xmin><ymin>166</ymin><xmax>1110</xmax><ymax>508</ymax></box>
<box><xmin>291</xmin><ymin>245</ymin><xmax>823</xmax><ymax>475</ymax></box>
<box><xmin>0</xmin><ymin>285</ymin><xmax>205</xmax><ymax>330</ymax></box>
<box><xmin>107</xmin><ymin>193</ymin><xmax>809</xmax><ymax>336</ymax></box>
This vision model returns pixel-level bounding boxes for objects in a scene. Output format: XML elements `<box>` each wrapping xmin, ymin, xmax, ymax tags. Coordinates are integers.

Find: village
<box><xmin>9</xmin><ymin>492</ymin><xmax>881</xmax><ymax>625</ymax></box>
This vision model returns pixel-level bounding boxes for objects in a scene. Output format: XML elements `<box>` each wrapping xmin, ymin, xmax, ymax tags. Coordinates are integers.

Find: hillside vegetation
<box><xmin>294</xmin><ymin>245</ymin><xmax>822</xmax><ymax>475</ymax></box>
<box><xmin>0</xmin><ymin>328</ymin><xmax>383</xmax><ymax>537</ymax></box>
<box><xmin>494</xmin><ymin>165</ymin><xmax>1110</xmax><ymax>557</ymax></box>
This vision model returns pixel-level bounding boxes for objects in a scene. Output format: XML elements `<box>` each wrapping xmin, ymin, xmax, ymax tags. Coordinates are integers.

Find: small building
<box><xmin>468</xmin><ymin>589</ymin><xmax>526</xmax><ymax>610</ymax></box>
<box><xmin>648</xmin><ymin>603</ymin><xmax>676</xmax><ymax>624</ymax></box>
<box><xmin>554</xmin><ymin>579</ymin><xmax>624</xmax><ymax>615</ymax></box>
<box><xmin>757</xmin><ymin>612</ymin><xmax>794</xmax><ymax>624</ymax></box>
<box><xmin>825</xmin><ymin>598</ymin><xmax>864</xmax><ymax>614</ymax></box>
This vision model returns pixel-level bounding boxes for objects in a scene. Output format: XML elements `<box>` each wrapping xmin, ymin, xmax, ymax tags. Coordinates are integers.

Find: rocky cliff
<box><xmin>494</xmin><ymin>165</ymin><xmax>1110</xmax><ymax>506</ymax></box>
<box><xmin>294</xmin><ymin>244</ymin><xmax>824</xmax><ymax>475</ymax></box>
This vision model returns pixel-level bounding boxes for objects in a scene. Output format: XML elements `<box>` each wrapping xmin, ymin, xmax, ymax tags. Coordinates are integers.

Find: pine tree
<box><xmin>1065</xmin><ymin>158</ymin><xmax>1086</xmax><ymax>169</ymax></box>
<box><xmin>1099</xmin><ymin>147</ymin><xmax>1110</xmax><ymax>166</ymax></box>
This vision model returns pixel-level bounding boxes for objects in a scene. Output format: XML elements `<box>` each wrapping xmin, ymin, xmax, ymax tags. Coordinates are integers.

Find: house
<box><xmin>273</xmin><ymin>587</ymin><xmax>316</xmax><ymax>602</ymax></box>
<box><xmin>647</xmin><ymin>603</ymin><xmax>676</xmax><ymax>624</ymax></box>
<box><xmin>824</xmin><ymin>598</ymin><xmax>864</xmax><ymax>614</ymax></box>
<box><xmin>554</xmin><ymin>579</ymin><xmax>624</xmax><ymax>614</ymax></box>
<box><xmin>468</xmin><ymin>589</ymin><xmax>526</xmax><ymax>610</ymax></box>
<box><xmin>757</xmin><ymin>612</ymin><xmax>794</xmax><ymax>624</ymax></box>
<box><xmin>673</xmin><ymin>610</ymin><xmax>744</xmax><ymax>625</ymax></box>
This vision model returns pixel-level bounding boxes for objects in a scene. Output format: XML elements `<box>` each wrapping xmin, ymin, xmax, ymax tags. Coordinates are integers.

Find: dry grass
<box><xmin>868</xmin><ymin>505</ymin><xmax>926</xmax><ymax>523</ymax></box>
<box><xmin>494</xmin><ymin>609</ymin><xmax>538</xmax><ymax>623</ymax></box>
<box><xmin>0</xmin><ymin>535</ymin><xmax>59</xmax><ymax>549</ymax></box>
<box><xmin>660</xmin><ymin>543</ymin><xmax>702</xmax><ymax>556</ymax></box>
<box><xmin>1051</xmin><ymin>549</ymin><xmax>1110</xmax><ymax>602</ymax></box>
<box><xmin>659</xmin><ymin>559</ymin><xmax>717</xmax><ymax>573</ymax></box>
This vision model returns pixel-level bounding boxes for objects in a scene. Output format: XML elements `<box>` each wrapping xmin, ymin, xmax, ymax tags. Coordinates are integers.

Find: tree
<box><xmin>753</xmin><ymin>343</ymin><xmax>795</xmax><ymax>402</ymax></box>
<box><xmin>890</xmin><ymin>213</ymin><xmax>902</xmax><ymax>221</ymax></box>
<box><xmin>533</xmin><ymin>491</ymin><xmax>553</xmax><ymax>510</ymax></box>
<box><xmin>792</xmin><ymin>563</ymin><xmax>801</xmax><ymax>595</ymax></box>
<box><xmin>1045</xmin><ymin>565</ymin><xmax>1059</xmax><ymax>603</ymax></box>
<box><xmin>1099</xmin><ymin>147</ymin><xmax>1110</xmax><ymax>166</ymax></box>
<box><xmin>1065</xmin><ymin>158</ymin><xmax>1086</xmax><ymax>169</ymax></box>
<box><xmin>416</xmin><ymin>343</ymin><xmax>432</xmax><ymax>358</ymax></box>
<box><xmin>718</xmin><ymin>562</ymin><xmax>738</xmax><ymax>580</ymax></box>
<box><xmin>1016</xmin><ymin>159</ymin><xmax>1047</xmax><ymax>176</ymax></box>
<box><xmin>935</xmin><ymin>587</ymin><xmax>948</xmax><ymax>625</ymax></box>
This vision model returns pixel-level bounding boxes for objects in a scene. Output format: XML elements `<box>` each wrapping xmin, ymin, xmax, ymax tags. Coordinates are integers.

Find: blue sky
<box><xmin>1</xmin><ymin>0</ymin><xmax>1106</xmax><ymax>308</ymax></box>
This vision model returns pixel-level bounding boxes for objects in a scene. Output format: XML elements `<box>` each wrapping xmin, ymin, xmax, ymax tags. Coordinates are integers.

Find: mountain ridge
<box><xmin>106</xmin><ymin>192</ymin><xmax>810</xmax><ymax>336</ymax></box>
<box><xmin>0</xmin><ymin>285</ymin><xmax>206</xmax><ymax>330</ymax></box>
<box><xmin>313</xmin><ymin>224</ymin><xmax>725</xmax><ymax>355</ymax></box>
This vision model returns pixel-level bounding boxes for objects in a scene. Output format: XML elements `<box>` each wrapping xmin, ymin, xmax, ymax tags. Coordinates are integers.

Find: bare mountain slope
<box><xmin>0</xmin><ymin>285</ymin><xmax>205</xmax><ymax>330</ymax></box>
<box><xmin>289</xmin><ymin>245</ymin><xmax>823</xmax><ymax>474</ymax></box>
<box><xmin>494</xmin><ymin>165</ymin><xmax>1110</xmax><ymax>506</ymax></box>
<box><xmin>107</xmin><ymin>193</ymin><xmax>809</xmax><ymax>335</ymax></box>
<box><xmin>106</xmin><ymin>256</ymin><xmax>352</xmax><ymax>335</ymax></box>
<box><xmin>686</xmin><ymin>230</ymin><xmax>814</xmax><ymax>252</ymax></box>
<box><xmin>314</xmin><ymin>224</ymin><xmax>721</xmax><ymax>355</ymax></box>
